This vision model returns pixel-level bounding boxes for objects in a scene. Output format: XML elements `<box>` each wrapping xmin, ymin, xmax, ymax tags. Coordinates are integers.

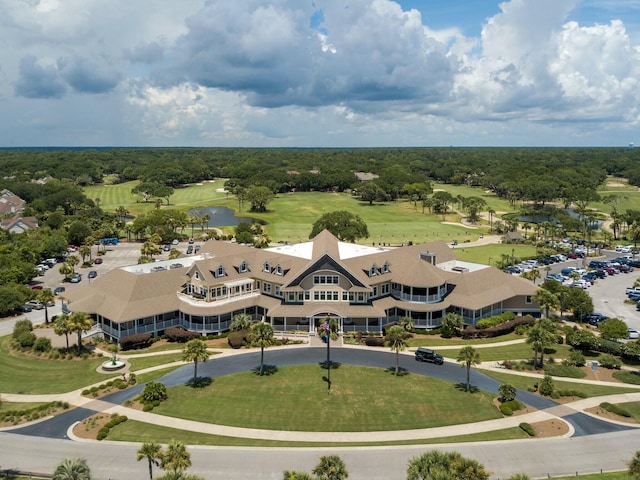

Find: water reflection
<box><xmin>188</xmin><ymin>206</ymin><xmax>265</xmax><ymax>227</ymax></box>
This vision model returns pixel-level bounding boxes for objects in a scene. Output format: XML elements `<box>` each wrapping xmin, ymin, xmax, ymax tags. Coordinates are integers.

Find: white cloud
<box><xmin>1</xmin><ymin>0</ymin><xmax>640</xmax><ymax>146</ymax></box>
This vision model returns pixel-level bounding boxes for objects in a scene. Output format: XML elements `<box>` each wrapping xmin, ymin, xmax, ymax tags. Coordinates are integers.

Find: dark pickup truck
<box><xmin>414</xmin><ymin>347</ymin><xmax>444</xmax><ymax>365</ymax></box>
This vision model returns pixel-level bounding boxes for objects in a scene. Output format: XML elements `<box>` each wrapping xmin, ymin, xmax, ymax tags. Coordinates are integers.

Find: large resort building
<box><xmin>66</xmin><ymin>230</ymin><xmax>540</xmax><ymax>342</ymax></box>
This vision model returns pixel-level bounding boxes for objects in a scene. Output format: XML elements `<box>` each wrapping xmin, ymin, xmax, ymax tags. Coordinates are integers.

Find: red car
<box><xmin>94</xmin><ymin>258</ymin><xmax>103</xmax><ymax>264</ymax></box>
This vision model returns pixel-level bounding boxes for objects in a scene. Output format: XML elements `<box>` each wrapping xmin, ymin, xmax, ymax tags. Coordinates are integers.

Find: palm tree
<box><xmin>52</xmin><ymin>457</ymin><xmax>91</xmax><ymax>480</ymax></box>
<box><xmin>137</xmin><ymin>442</ymin><xmax>162</xmax><ymax>480</ymax></box>
<box><xmin>37</xmin><ymin>288</ymin><xmax>54</xmax><ymax>324</ymax></box>
<box><xmin>386</xmin><ymin>325</ymin><xmax>409</xmax><ymax>375</ymax></box>
<box><xmin>457</xmin><ymin>345</ymin><xmax>480</xmax><ymax>392</ymax></box>
<box><xmin>628</xmin><ymin>451</ymin><xmax>640</xmax><ymax>479</ymax></box>
<box><xmin>65</xmin><ymin>254</ymin><xmax>79</xmax><ymax>274</ymax></box>
<box><xmin>182</xmin><ymin>339</ymin><xmax>209</xmax><ymax>385</ymax></box>
<box><xmin>312</xmin><ymin>455</ymin><xmax>348</xmax><ymax>480</ymax></box>
<box><xmin>230</xmin><ymin>313</ymin><xmax>253</xmax><ymax>331</ymax></box>
<box><xmin>53</xmin><ymin>313</ymin><xmax>71</xmax><ymax>350</ymax></box>
<box><xmin>59</xmin><ymin>262</ymin><xmax>74</xmax><ymax>280</ymax></box>
<box><xmin>248</xmin><ymin>321</ymin><xmax>275</xmax><ymax>375</ymax></box>
<box><xmin>318</xmin><ymin>316</ymin><xmax>340</xmax><ymax>393</ymax></box>
<box><xmin>79</xmin><ymin>245</ymin><xmax>91</xmax><ymax>263</ymax></box>
<box><xmin>534</xmin><ymin>287</ymin><xmax>560</xmax><ymax>318</ymax></box>
<box><xmin>441</xmin><ymin>312</ymin><xmax>463</xmax><ymax>338</ymax></box>
<box><xmin>68</xmin><ymin>312</ymin><xmax>94</xmax><ymax>355</ymax></box>
<box><xmin>526</xmin><ymin>318</ymin><xmax>557</xmax><ymax>368</ymax></box>
<box><xmin>157</xmin><ymin>472</ymin><xmax>204</xmax><ymax>480</ymax></box>
<box><xmin>160</xmin><ymin>440</ymin><xmax>191</xmax><ymax>474</ymax></box>
<box><xmin>507</xmin><ymin>475</ymin><xmax>531</xmax><ymax>480</ymax></box>
<box><xmin>399</xmin><ymin>316</ymin><xmax>414</xmax><ymax>332</ymax></box>
<box><xmin>283</xmin><ymin>471</ymin><xmax>313</xmax><ymax>480</ymax></box>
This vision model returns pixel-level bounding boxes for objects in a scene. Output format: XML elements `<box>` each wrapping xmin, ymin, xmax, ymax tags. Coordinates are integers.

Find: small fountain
<box><xmin>101</xmin><ymin>351</ymin><xmax>126</xmax><ymax>371</ymax></box>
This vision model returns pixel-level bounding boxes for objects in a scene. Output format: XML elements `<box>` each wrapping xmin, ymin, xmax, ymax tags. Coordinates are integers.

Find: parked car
<box><xmin>414</xmin><ymin>347</ymin><xmax>444</xmax><ymax>365</ymax></box>
<box><xmin>172</xmin><ymin>239</ymin><xmax>179</xmax><ymax>245</ymax></box>
<box><xmin>629</xmin><ymin>329</ymin><xmax>639</xmax><ymax>340</ymax></box>
<box><xmin>94</xmin><ymin>257</ymin><xmax>103</xmax><ymax>264</ymax></box>
<box><xmin>21</xmin><ymin>304</ymin><xmax>32</xmax><ymax>313</ymax></box>
<box><xmin>70</xmin><ymin>273</ymin><xmax>82</xmax><ymax>283</ymax></box>
<box><xmin>25</xmin><ymin>300</ymin><xmax>44</xmax><ymax>310</ymax></box>
<box><xmin>163</xmin><ymin>244</ymin><xmax>171</xmax><ymax>252</ymax></box>
<box><xmin>53</xmin><ymin>286</ymin><xmax>66</xmax><ymax>295</ymax></box>
<box><xmin>88</xmin><ymin>270</ymin><xmax>97</xmax><ymax>279</ymax></box>
<box><xmin>186</xmin><ymin>245</ymin><xmax>194</xmax><ymax>254</ymax></box>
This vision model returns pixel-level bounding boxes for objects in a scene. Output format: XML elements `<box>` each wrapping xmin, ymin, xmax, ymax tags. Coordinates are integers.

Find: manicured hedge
<box><xmin>519</xmin><ymin>422</ymin><xmax>535</xmax><ymax>436</ymax></box>
<box><xmin>364</xmin><ymin>336</ymin><xmax>385</xmax><ymax>347</ymax></box>
<box><xmin>165</xmin><ymin>326</ymin><xmax>200</xmax><ymax>343</ymax></box>
<box><xmin>120</xmin><ymin>332</ymin><xmax>152</xmax><ymax>350</ymax></box>
<box><xmin>462</xmin><ymin>315</ymin><xmax>535</xmax><ymax>339</ymax></box>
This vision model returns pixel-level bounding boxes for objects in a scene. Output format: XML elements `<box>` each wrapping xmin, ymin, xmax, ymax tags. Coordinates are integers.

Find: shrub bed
<box><xmin>600</xmin><ymin>402</ymin><xmax>631</xmax><ymax>418</ymax></box>
<box><xmin>120</xmin><ymin>333</ymin><xmax>152</xmax><ymax>350</ymax></box>
<box><xmin>165</xmin><ymin>326</ymin><xmax>200</xmax><ymax>343</ymax></box>
<box><xmin>499</xmin><ymin>400</ymin><xmax>525</xmax><ymax>416</ymax></box>
<box><xmin>97</xmin><ymin>413</ymin><xmax>128</xmax><ymax>440</ymax></box>
<box><xmin>519</xmin><ymin>422</ymin><xmax>535</xmax><ymax>436</ymax></box>
<box><xmin>612</xmin><ymin>370</ymin><xmax>640</xmax><ymax>385</ymax></box>
<box><xmin>461</xmin><ymin>315</ymin><xmax>535</xmax><ymax>339</ymax></box>
<box><xmin>364</xmin><ymin>336</ymin><xmax>385</xmax><ymax>347</ymax></box>
<box><xmin>543</xmin><ymin>364</ymin><xmax>586</xmax><ymax>379</ymax></box>
<box><xmin>0</xmin><ymin>401</ymin><xmax>69</xmax><ymax>425</ymax></box>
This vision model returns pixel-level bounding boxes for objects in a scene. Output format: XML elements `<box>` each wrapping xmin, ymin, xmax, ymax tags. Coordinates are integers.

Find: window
<box><xmin>275</xmin><ymin>264</ymin><xmax>283</xmax><ymax>275</ymax></box>
<box><xmin>275</xmin><ymin>285</ymin><xmax>282</xmax><ymax>297</ymax></box>
<box><xmin>239</xmin><ymin>261</ymin><xmax>248</xmax><ymax>273</ymax></box>
<box><xmin>256</xmin><ymin>280</ymin><xmax>261</xmax><ymax>290</ymax></box>
<box><xmin>217</xmin><ymin>265</ymin><xmax>225</xmax><ymax>278</ymax></box>
<box><xmin>288</xmin><ymin>292</ymin><xmax>296</xmax><ymax>302</ymax></box>
<box><xmin>369</xmin><ymin>265</ymin><xmax>377</xmax><ymax>276</ymax></box>
<box><xmin>381</xmin><ymin>283</ymin><xmax>390</xmax><ymax>295</ymax></box>
<box><xmin>313</xmin><ymin>275</ymin><xmax>339</xmax><ymax>285</ymax></box>
<box><xmin>263</xmin><ymin>261</ymin><xmax>270</xmax><ymax>272</ymax></box>
<box><xmin>525</xmin><ymin>295</ymin><xmax>532</xmax><ymax>304</ymax></box>
<box><xmin>264</xmin><ymin>283</ymin><xmax>271</xmax><ymax>294</ymax></box>
<box><xmin>372</xmin><ymin>286</ymin><xmax>378</xmax><ymax>298</ymax></box>
<box><xmin>382</xmin><ymin>262</ymin><xmax>390</xmax><ymax>273</ymax></box>
<box><xmin>194</xmin><ymin>272</ymin><xmax>200</xmax><ymax>280</ymax></box>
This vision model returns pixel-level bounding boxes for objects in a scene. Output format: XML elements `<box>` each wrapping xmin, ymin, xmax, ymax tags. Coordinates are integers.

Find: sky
<box><xmin>1</xmin><ymin>0</ymin><xmax>640</xmax><ymax>148</ymax></box>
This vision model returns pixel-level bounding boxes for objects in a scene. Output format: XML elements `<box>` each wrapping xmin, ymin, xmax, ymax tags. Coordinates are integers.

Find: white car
<box><xmin>628</xmin><ymin>329</ymin><xmax>639</xmax><ymax>340</ymax></box>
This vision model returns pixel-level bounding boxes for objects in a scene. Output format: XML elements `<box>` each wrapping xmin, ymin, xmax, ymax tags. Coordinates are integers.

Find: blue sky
<box><xmin>1</xmin><ymin>0</ymin><xmax>640</xmax><ymax>147</ymax></box>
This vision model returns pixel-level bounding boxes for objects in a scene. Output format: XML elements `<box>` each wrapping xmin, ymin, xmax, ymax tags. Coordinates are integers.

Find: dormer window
<box><xmin>216</xmin><ymin>265</ymin><xmax>226</xmax><ymax>278</ymax></box>
<box><xmin>274</xmin><ymin>264</ymin><xmax>283</xmax><ymax>275</ymax></box>
<box><xmin>194</xmin><ymin>272</ymin><xmax>200</xmax><ymax>280</ymax></box>
<box><xmin>369</xmin><ymin>265</ymin><xmax>378</xmax><ymax>277</ymax></box>
<box><xmin>239</xmin><ymin>261</ymin><xmax>248</xmax><ymax>273</ymax></box>
<box><xmin>382</xmin><ymin>261</ymin><xmax>390</xmax><ymax>274</ymax></box>
<box><xmin>263</xmin><ymin>261</ymin><xmax>270</xmax><ymax>272</ymax></box>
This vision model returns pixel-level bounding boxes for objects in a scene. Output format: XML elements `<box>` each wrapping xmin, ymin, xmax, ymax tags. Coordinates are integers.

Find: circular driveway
<box><xmin>3</xmin><ymin>347</ymin><xmax>640</xmax><ymax>479</ymax></box>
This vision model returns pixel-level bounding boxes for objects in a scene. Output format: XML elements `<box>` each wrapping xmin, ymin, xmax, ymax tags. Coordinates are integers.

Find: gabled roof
<box><xmin>0</xmin><ymin>190</ymin><xmax>26</xmax><ymax>215</ymax></box>
<box><xmin>311</xmin><ymin>229</ymin><xmax>340</xmax><ymax>259</ymax></box>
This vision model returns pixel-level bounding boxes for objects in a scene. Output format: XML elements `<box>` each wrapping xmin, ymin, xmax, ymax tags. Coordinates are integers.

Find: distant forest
<box><xmin>2</xmin><ymin>147</ymin><xmax>640</xmax><ymax>210</ymax></box>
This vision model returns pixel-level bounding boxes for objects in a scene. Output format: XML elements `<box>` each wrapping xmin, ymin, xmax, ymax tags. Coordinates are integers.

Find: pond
<box><xmin>188</xmin><ymin>206</ymin><xmax>265</xmax><ymax>227</ymax></box>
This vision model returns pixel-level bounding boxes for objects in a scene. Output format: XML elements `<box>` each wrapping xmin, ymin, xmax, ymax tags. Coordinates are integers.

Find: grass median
<box><xmin>151</xmin><ymin>364</ymin><xmax>502</xmax><ymax>431</ymax></box>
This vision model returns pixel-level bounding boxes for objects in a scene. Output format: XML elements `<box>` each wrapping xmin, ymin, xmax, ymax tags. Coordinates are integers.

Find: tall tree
<box><xmin>160</xmin><ymin>440</ymin><xmax>191</xmax><ymax>475</ymax></box>
<box><xmin>628</xmin><ymin>451</ymin><xmax>640</xmax><ymax>480</ymax></box>
<box><xmin>248</xmin><ymin>321</ymin><xmax>275</xmax><ymax>376</ymax></box>
<box><xmin>53</xmin><ymin>313</ymin><xmax>71</xmax><ymax>350</ymax></box>
<box><xmin>533</xmin><ymin>287</ymin><xmax>559</xmax><ymax>318</ymax></box>
<box><xmin>312</xmin><ymin>455</ymin><xmax>349</xmax><ymax>480</ymax></box>
<box><xmin>441</xmin><ymin>312</ymin><xmax>464</xmax><ymax>338</ymax></box>
<box><xmin>182</xmin><ymin>339</ymin><xmax>210</xmax><ymax>385</ymax></box>
<box><xmin>52</xmin><ymin>457</ymin><xmax>92</xmax><ymax>480</ymax></box>
<box><xmin>386</xmin><ymin>325</ymin><xmax>410</xmax><ymax>376</ymax></box>
<box><xmin>457</xmin><ymin>345</ymin><xmax>480</xmax><ymax>392</ymax></box>
<box><xmin>230</xmin><ymin>313</ymin><xmax>253</xmax><ymax>331</ymax></box>
<box><xmin>68</xmin><ymin>312</ymin><xmax>94</xmax><ymax>355</ymax></box>
<box><xmin>318</xmin><ymin>316</ymin><xmax>340</xmax><ymax>393</ymax></box>
<box><xmin>37</xmin><ymin>288</ymin><xmax>54</xmax><ymax>324</ymax></box>
<box><xmin>526</xmin><ymin>318</ymin><xmax>557</xmax><ymax>368</ymax></box>
<box><xmin>406</xmin><ymin>450</ymin><xmax>489</xmax><ymax>480</ymax></box>
<box><xmin>137</xmin><ymin>442</ymin><xmax>162</xmax><ymax>480</ymax></box>
<box><xmin>245</xmin><ymin>185</ymin><xmax>275</xmax><ymax>213</ymax></box>
<box><xmin>309</xmin><ymin>210</ymin><xmax>369</xmax><ymax>242</ymax></box>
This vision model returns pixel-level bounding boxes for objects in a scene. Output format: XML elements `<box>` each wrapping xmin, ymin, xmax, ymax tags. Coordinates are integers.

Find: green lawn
<box><xmin>152</xmin><ymin>365</ymin><xmax>502</xmax><ymax>432</ymax></box>
<box><xmin>107</xmin><ymin>419</ymin><xmax>529</xmax><ymax>447</ymax></box>
<box><xmin>483</xmin><ymin>370</ymin><xmax>640</xmax><ymax>397</ymax></box>
<box><xmin>127</xmin><ymin>353</ymin><xmax>184</xmax><ymax>372</ymax></box>
<box><xmin>0</xmin><ymin>337</ymin><xmax>117</xmax><ymax>394</ymax></box>
<box><xmin>407</xmin><ymin>332</ymin><xmax>524</xmax><ymax>347</ymax></box>
<box><xmin>607</xmin><ymin>401</ymin><xmax>640</xmax><ymax>422</ymax></box>
<box><xmin>85</xmin><ymin>182</ymin><xmax>493</xmax><ymax>245</ymax></box>
<box><xmin>441</xmin><ymin>343</ymin><xmax>573</xmax><ymax>362</ymax></box>
<box><xmin>0</xmin><ymin>402</ymin><xmax>47</xmax><ymax>413</ymax></box>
